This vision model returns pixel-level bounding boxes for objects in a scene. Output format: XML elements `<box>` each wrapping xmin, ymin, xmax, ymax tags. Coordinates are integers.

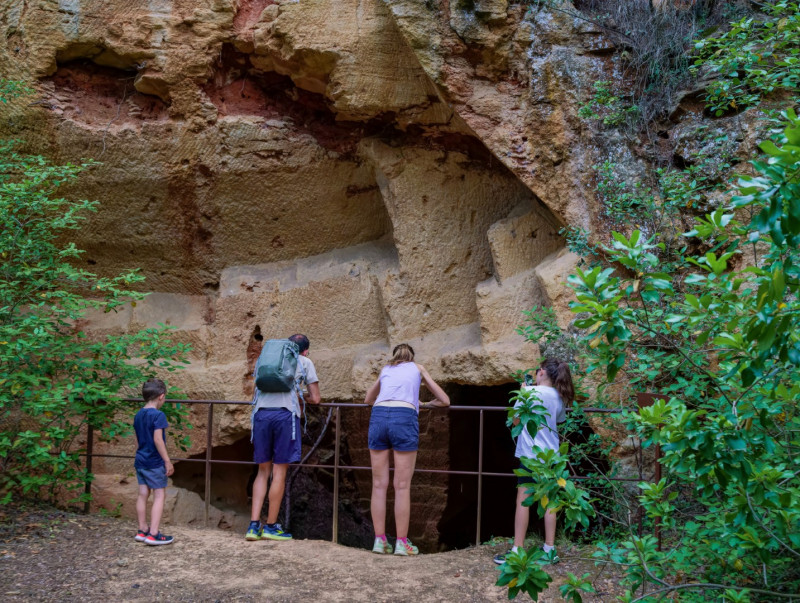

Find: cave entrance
<box><xmin>437</xmin><ymin>382</ymin><xmax>521</xmax><ymax>550</ymax></box>
<box><xmin>170</xmin><ymin>405</ymin><xmax>373</xmax><ymax>547</ymax></box>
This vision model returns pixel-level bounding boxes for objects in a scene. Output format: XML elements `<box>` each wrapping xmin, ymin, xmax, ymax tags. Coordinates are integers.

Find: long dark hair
<box><xmin>540</xmin><ymin>358</ymin><xmax>574</xmax><ymax>405</ymax></box>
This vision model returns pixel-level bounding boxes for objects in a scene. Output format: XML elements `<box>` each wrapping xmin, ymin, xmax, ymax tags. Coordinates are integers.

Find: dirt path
<box><xmin>0</xmin><ymin>506</ymin><xmax>624</xmax><ymax>602</ymax></box>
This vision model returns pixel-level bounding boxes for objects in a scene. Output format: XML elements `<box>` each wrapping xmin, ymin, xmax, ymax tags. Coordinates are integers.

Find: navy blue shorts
<box><xmin>136</xmin><ymin>465</ymin><xmax>167</xmax><ymax>489</ymax></box>
<box><xmin>368</xmin><ymin>406</ymin><xmax>419</xmax><ymax>452</ymax></box>
<box><xmin>517</xmin><ymin>460</ymin><xmax>537</xmax><ymax>487</ymax></box>
<box><xmin>252</xmin><ymin>408</ymin><xmax>301</xmax><ymax>464</ymax></box>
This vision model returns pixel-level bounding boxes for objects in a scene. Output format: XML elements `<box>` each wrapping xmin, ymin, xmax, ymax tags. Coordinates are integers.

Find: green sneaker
<box><xmin>263</xmin><ymin>523</ymin><xmax>292</xmax><ymax>541</ymax></box>
<box><xmin>245</xmin><ymin>521</ymin><xmax>262</xmax><ymax>541</ymax></box>
<box><xmin>394</xmin><ymin>538</ymin><xmax>419</xmax><ymax>556</ymax></box>
<box><xmin>372</xmin><ymin>537</ymin><xmax>392</xmax><ymax>554</ymax></box>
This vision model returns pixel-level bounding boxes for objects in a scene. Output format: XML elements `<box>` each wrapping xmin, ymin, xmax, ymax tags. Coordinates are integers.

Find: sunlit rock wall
<box><xmin>0</xmin><ymin>0</ymin><xmax>614</xmax><ymax>543</ymax></box>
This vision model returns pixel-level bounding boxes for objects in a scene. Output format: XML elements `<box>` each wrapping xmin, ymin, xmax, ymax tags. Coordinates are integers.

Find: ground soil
<box><xmin>0</xmin><ymin>505</ymin><xmax>626</xmax><ymax>602</ymax></box>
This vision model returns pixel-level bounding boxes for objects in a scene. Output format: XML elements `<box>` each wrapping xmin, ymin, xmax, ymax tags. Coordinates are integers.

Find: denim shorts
<box><xmin>368</xmin><ymin>406</ymin><xmax>419</xmax><ymax>452</ymax></box>
<box><xmin>136</xmin><ymin>465</ymin><xmax>167</xmax><ymax>489</ymax></box>
<box><xmin>252</xmin><ymin>408</ymin><xmax>301</xmax><ymax>464</ymax></box>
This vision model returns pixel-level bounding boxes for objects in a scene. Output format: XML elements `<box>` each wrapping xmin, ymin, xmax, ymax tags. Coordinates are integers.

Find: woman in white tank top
<box><xmin>363</xmin><ymin>343</ymin><xmax>449</xmax><ymax>556</ymax></box>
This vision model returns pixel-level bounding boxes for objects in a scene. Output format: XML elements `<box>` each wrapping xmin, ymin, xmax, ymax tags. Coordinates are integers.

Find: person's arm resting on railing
<box><xmin>417</xmin><ymin>364</ymin><xmax>450</xmax><ymax>408</ymax></box>
<box><xmin>364</xmin><ymin>379</ymin><xmax>381</xmax><ymax>406</ymax></box>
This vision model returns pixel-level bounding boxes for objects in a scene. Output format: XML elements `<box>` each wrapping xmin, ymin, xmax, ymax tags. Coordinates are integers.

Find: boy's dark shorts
<box><xmin>136</xmin><ymin>465</ymin><xmax>168</xmax><ymax>489</ymax></box>
<box><xmin>368</xmin><ymin>406</ymin><xmax>419</xmax><ymax>452</ymax></box>
<box><xmin>516</xmin><ymin>459</ymin><xmax>545</xmax><ymax>487</ymax></box>
<box><xmin>253</xmin><ymin>408</ymin><xmax>301</xmax><ymax>464</ymax></box>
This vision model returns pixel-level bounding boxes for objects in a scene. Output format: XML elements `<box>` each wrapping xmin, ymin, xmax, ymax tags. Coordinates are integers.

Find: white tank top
<box><xmin>374</xmin><ymin>362</ymin><xmax>421</xmax><ymax>413</ymax></box>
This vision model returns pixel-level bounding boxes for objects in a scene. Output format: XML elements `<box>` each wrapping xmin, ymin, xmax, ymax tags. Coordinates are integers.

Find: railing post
<box><xmin>332</xmin><ymin>406</ymin><xmax>341</xmax><ymax>544</ymax></box>
<box><xmin>84</xmin><ymin>424</ymin><xmax>94</xmax><ymax>514</ymax></box>
<box><xmin>205</xmin><ymin>403</ymin><xmax>213</xmax><ymax>527</ymax></box>
<box><xmin>476</xmin><ymin>409</ymin><xmax>484</xmax><ymax>546</ymax></box>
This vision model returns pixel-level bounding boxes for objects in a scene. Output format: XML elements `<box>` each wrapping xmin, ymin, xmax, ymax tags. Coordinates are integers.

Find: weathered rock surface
<box><xmin>0</xmin><ymin>0</ymin><xmax>632</xmax><ymax>541</ymax></box>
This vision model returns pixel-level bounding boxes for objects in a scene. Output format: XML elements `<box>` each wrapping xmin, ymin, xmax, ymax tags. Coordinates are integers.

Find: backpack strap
<box><xmin>291</xmin><ymin>352</ymin><xmax>310</xmax><ymax>440</ymax></box>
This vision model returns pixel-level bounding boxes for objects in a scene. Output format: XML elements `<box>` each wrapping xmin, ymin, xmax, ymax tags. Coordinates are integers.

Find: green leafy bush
<box><xmin>694</xmin><ymin>1</ymin><xmax>800</xmax><ymax>116</ymax></box>
<box><xmin>500</xmin><ymin>109</ymin><xmax>800</xmax><ymax>600</ymax></box>
<box><xmin>0</xmin><ymin>116</ymin><xmax>191</xmax><ymax>503</ymax></box>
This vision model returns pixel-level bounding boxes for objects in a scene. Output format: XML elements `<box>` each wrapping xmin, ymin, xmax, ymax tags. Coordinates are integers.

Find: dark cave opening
<box><xmin>437</xmin><ymin>382</ymin><xmax>521</xmax><ymax>550</ymax></box>
<box><xmin>436</xmin><ymin>383</ymin><xmax>614</xmax><ymax>549</ymax></box>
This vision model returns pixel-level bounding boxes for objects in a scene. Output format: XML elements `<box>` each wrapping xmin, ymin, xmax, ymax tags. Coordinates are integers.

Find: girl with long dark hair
<box><xmin>494</xmin><ymin>358</ymin><xmax>574</xmax><ymax>565</ymax></box>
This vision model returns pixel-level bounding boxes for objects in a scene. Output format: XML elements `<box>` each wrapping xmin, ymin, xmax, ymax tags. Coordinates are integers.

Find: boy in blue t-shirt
<box><xmin>133</xmin><ymin>378</ymin><xmax>175</xmax><ymax>546</ymax></box>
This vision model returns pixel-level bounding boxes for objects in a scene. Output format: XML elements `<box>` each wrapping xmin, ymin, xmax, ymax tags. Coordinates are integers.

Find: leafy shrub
<box><xmin>0</xmin><ymin>85</ymin><xmax>191</xmax><ymax>503</ymax></box>
<box><xmin>499</xmin><ymin>109</ymin><xmax>800</xmax><ymax>601</ymax></box>
<box><xmin>578</xmin><ymin>81</ymin><xmax>640</xmax><ymax>127</ymax></box>
<box><xmin>694</xmin><ymin>1</ymin><xmax>800</xmax><ymax>116</ymax></box>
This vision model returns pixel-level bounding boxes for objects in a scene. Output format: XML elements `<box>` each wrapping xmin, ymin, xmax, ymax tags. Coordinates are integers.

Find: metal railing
<box><xmin>84</xmin><ymin>399</ymin><xmax>656</xmax><ymax>546</ymax></box>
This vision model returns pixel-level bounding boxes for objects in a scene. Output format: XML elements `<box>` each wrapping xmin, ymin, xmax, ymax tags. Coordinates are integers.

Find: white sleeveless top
<box><xmin>374</xmin><ymin>362</ymin><xmax>422</xmax><ymax>413</ymax></box>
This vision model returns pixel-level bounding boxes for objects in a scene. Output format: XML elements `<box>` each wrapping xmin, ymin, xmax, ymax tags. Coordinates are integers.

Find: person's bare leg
<box><xmin>544</xmin><ymin>509</ymin><xmax>557</xmax><ymax>547</ymax></box>
<box><xmin>251</xmin><ymin>462</ymin><xmax>272</xmax><ymax>521</ymax></box>
<box><xmin>136</xmin><ymin>484</ymin><xmax>150</xmax><ymax>532</ymax></box>
<box><xmin>150</xmin><ymin>488</ymin><xmax>166</xmax><ymax>535</ymax></box>
<box><xmin>513</xmin><ymin>486</ymin><xmax>529</xmax><ymax>549</ymax></box>
<box><xmin>370</xmin><ymin>449</ymin><xmax>390</xmax><ymax>536</ymax></box>
<box><xmin>393</xmin><ymin>450</ymin><xmax>417</xmax><ymax>539</ymax></box>
<box><xmin>266</xmin><ymin>463</ymin><xmax>288</xmax><ymax>524</ymax></box>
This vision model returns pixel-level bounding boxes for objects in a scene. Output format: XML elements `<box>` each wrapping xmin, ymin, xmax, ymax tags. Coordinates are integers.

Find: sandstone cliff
<box><xmin>0</xmin><ymin>0</ymin><xmax>638</xmax><ymax>545</ymax></box>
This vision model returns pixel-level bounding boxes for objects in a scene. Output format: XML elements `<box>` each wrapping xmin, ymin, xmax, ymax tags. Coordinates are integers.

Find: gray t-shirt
<box><xmin>254</xmin><ymin>355</ymin><xmax>318</xmax><ymax>416</ymax></box>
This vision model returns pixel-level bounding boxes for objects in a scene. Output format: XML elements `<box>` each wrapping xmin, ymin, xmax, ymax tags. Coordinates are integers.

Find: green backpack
<box><xmin>254</xmin><ymin>339</ymin><xmax>300</xmax><ymax>393</ymax></box>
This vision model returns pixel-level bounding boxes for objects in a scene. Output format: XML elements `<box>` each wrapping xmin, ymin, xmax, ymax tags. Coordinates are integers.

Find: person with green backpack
<box><xmin>246</xmin><ymin>334</ymin><xmax>321</xmax><ymax>541</ymax></box>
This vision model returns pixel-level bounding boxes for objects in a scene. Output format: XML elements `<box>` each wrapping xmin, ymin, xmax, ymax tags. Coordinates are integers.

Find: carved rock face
<box><xmin>2</xmin><ymin>0</ymin><xmax>590</xmax><ymax>407</ymax></box>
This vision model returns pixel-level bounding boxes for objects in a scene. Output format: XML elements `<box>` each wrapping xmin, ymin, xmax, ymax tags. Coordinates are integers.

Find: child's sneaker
<box><xmin>372</xmin><ymin>536</ymin><xmax>392</xmax><ymax>554</ymax></box>
<box><xmin>135</xmin><ymin>528</ymin><xmax>149</xmax><ymax>542</ymax></box>
<box><xmin>394</xmin><ymin>538</ymin><xmax>419</xmax><ymax>556</ymax></box>
<box><xmin>144</xmin><ymin>532</ymin><xmax>174</xmax><ymax>546</ymax></box>
<box><xmin>262</xmin><ymin>523</ymin><xmax>292</xmax><ymax>541</ymax></box>
<box><xmin>245</xmin><ymin>521</ymin><xmax>262</xmax><ymax>541</ymax></box>
<box><xmin>493</xmin><ymin>550</ymin><xmax>510</xmax><ymax>565</ymax></box>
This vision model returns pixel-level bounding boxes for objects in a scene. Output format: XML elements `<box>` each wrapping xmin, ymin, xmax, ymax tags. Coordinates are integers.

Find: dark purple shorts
<box><xmin>252</xmin><ymin>408</ymin><xmax>301</xmax><ymax>465</ymax></box>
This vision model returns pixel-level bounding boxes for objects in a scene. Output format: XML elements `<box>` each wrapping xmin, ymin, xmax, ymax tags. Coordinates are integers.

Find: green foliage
<box><xmin>516</xmin><ymin>443</ymin><xmax>595</xmax><ymax>531</ymax></box>
<box><xmin>578</xmin><ymin>81</ymin><xmax>639</xmax><ymax>127</ymax></box>
<box><xmin>500</xmin><ymin>109</ymin><xmax>800</xmax><ymax>600</ymax></box>
<box><xmin>0</xmin><ymin>80</ymin><xmax>32</xmax><ymax>103</ymax></box>
<box><xmin>496</xmin><ymin>547</ymin><xmax>553</xmax><ymax>600</ymax></box>
<box><xmin>507</xmin><ymin>388</ymin><xmax>549</xmax><ymax>440</ymax></box>
<box><xmin>694</xmin><ymin>1</ymin><xmax>800</xmax><ymax>117</ymax></box>
<box><xmin>559</xmin><ymin>226</ymin><xmax>599</xmax><ymax>266</ymax></box>
<box><xmin>516</xmin><ymin>306</ymin><xmax>581</xmax><ymax>361</ymax></box>
<box><xmin>595</xmin><ymin>161</ymin><xmax>657</xmax><ymax>226</ymax></box>
<box><xmin>572</xmin><ymin>110</ymin><xmax>800</xmax><ymax>600</ymax></box>
<box><xmin>559</xmin><ymin>573</ymin><xmax>597</xmax><ymax>603</ymax></box>
<box><xmin>0</xmin><ymin>137</ymin><xmax>191</xmax><ymax>502</ymax></box>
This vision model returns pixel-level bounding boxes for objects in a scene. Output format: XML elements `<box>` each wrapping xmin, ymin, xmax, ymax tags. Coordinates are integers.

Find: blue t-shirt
<box><xmin>134</xmin><ymin>407</ymin><xmax>169</xmax><ymax>469</ymax></box>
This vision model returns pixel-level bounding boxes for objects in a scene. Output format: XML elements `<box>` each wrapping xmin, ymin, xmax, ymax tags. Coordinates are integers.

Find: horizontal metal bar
<box><xmin>81</xmin><ymin>453</ymin><xmax>641</xmax><ymax>481</ymax></box>
<box><xmin>120</xmin><ymin>397</ymin><xmax>628</xmax><ymax>414</ymax></box>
